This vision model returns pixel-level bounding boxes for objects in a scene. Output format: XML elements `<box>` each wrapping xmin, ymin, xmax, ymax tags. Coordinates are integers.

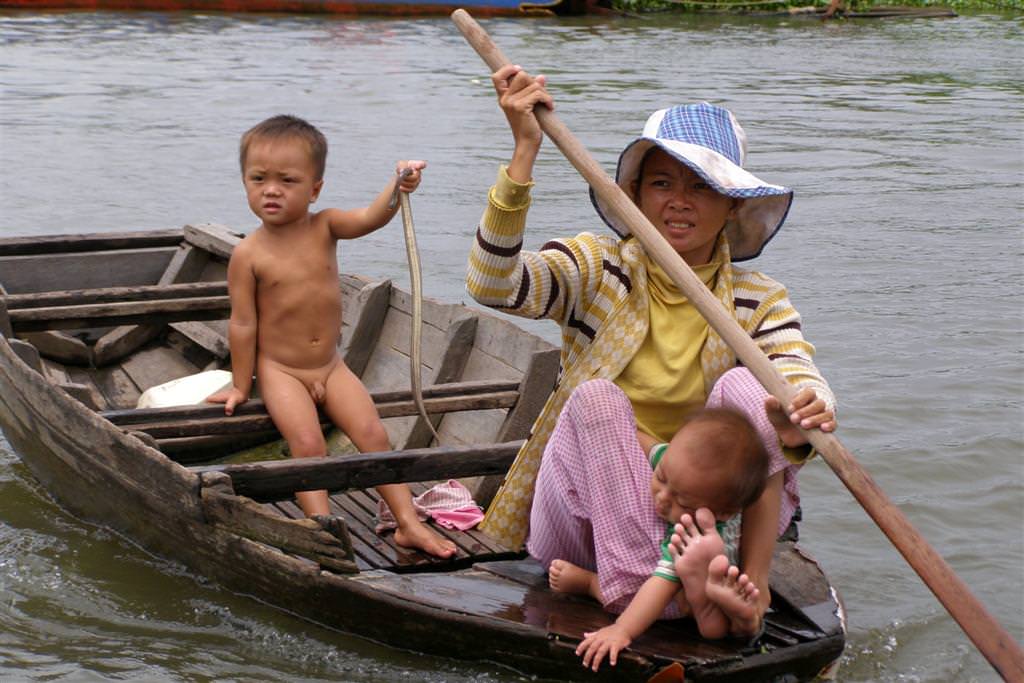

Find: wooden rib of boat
<box><xmin>0</xmin><ymin>0</ymin><xmax>587</xmax><ymax>17</ymax></box>
<box><xmin>0</xmin><ymin>224</ymin><xmax>845</xmax><ymax>681</ymax></box>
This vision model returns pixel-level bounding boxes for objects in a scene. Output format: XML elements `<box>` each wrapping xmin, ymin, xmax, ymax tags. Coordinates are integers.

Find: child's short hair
<box><xmin>239</xmin><ymin>115</ymin><xmax>328</xmax><ymax>180</ymax></box>
<box><xmin>678</xmin><ymin>407</ymin><xmax>770</xmax><ymax>513</ymax></box>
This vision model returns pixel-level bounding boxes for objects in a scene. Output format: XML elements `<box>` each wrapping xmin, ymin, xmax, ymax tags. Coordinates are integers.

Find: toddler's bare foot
<box><xmin>705</xmin><ymin>554</ymin><xmax>761</xmax><ymax>637</ymax></box>
<box><xmin>394</xmin><ymin>519</ymin><xmax>457</xmax><ymax>558</ymax></box>
<box><xmin>669</xmin><ymin>508</ymin><xmax>729</xmax><ymax>639</ymax></box>
<box><xmin>548</xmin><ymin>559</ymin><xmax>603</xmax><ymax>602</ymax></box>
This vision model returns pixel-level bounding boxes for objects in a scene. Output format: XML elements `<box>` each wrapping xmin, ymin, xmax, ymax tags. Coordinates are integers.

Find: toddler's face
<box><xmin>242</xmin><ymin>138</ymin><xmax>322</xmax><ymax>226</ymax></box>
<box><xmin>649</xmin><ymin>442</ymin><xmax>736</xmax><ymax>525</ymax></box>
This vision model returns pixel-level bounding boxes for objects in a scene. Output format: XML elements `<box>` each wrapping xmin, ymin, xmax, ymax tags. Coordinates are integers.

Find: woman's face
<box><xmin>632</xmin><ymin>148</ymin><xmax>739</xmax><ymax>266</ymax></box>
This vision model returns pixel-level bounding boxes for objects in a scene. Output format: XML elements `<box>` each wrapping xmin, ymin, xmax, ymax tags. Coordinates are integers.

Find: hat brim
<box><xmin>590</xmin><ymin>137</ymin><xmax>793</xmax><ymax>262</ymax></box>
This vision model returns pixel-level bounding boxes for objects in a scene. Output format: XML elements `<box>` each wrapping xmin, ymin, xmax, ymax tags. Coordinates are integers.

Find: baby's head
<box><xmin>239</xmin><ymin>115</ymin><xmax>328</xmax><ymax>181</ymax></box>
<box><xmin>650</xmin><ymin>408</ymin><xmax>769</xmax><ymax>524</ymax></box>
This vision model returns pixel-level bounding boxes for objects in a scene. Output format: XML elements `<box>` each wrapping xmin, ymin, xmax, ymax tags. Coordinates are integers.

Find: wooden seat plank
<box><xmin>1</xmin><ymin>247</ymin><xmax>179</xmax><ymax>294</ymax></box>
<box><xmin>0</xmin><ymin>229</ymin><xmax>183</xmax><ymax>257</ymax></box>
<box><xmin>9</xmin><ymin>297</ymin><xmax>231</xmax><ymax>332</ymax></box>
<box><xmin>187</xmin><ymin>441</ymin><xmax>523</xmax><ymax>501</ymax></box>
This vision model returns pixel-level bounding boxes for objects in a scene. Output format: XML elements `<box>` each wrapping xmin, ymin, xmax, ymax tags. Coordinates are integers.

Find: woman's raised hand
<box><xmin>491</xmin><ymin>64</ymin><xmax>553</xmax><ymax>182</ymax></box>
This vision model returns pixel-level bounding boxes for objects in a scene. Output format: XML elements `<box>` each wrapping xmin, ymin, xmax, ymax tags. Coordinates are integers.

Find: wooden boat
<box><xmin>0</xmin><ymin>0</ymin><xmax>589</xmax><ymax>17</ymax></box>
<box><xmin>0</xmin><ymin>224</ymin><xmax>845</xmax><ymax>681</ymax></box>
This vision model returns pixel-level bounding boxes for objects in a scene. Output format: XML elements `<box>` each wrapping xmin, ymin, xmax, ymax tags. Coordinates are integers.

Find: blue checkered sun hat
<box><xmin>590</xmin><ymin>103</ymin><xmax>793</xmax><ymax>262</ymax></box>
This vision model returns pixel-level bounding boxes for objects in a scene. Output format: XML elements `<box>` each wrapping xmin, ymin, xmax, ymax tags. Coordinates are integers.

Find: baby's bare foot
<box><xmin>705</xmin><ymin>554</ymin><xmax>761</xmax><ymax>637</ymax></box>
<box><xmin>669</xmin><ymin>508</ymin><xmax>730</xmax><ymax>638</ymax></box>
<box><xmin>670</xmin><ymin>508</ymin><xmax>725</xmax><ymax>583</ymax></box>
<box><xmin>393</xmin><ymin>520</ymin><xmax>457</xmax><ymax>558</ymax></box>
<box><xmin>549</xmin><ymin>559</ymin><xmax>603</xmax><ymax>602</ymax></box>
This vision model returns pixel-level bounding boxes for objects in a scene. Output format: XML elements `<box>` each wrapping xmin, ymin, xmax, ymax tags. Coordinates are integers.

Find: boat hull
<box><xmin>0</xmin><ymin>0</ymin><xmax>578</xmax><ymax>17</ymax></box>
<box><xmin>0</xmin><ymin>226</ymin><xmax>845</xmax><ymax>681</ymax></box>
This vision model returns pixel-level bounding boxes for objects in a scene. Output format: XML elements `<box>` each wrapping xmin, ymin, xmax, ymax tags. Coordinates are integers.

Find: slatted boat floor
<box><xmin>264</xmin><ymin>481</ymin><xmax>523</xmax><ymax>572</ymax></box>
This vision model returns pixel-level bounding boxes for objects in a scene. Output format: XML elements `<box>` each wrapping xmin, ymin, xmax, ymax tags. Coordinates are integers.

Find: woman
<box><xmin>467</xmin><ymin>65</ymin><xmax>837</xmax><ymax>638</ymax></box>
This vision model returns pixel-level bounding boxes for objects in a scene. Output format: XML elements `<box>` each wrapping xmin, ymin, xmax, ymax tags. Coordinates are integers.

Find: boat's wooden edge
<box><xmin>189</xmin><ymin>440</ymin><xmax>525</xmax><ymax>500</ymax></box>
<box><xmin>0</xmin><ymin>333</ymin><xmax>204</xmax><ymax>521</ymax></box>
<box><xmin>0</xmin><ymin>228</ymin><xmax>184</xmax><ymax>256</ymax></box>
<box><xmin>119</xmin><ymin>389</ymin><xmax>517</xmax><ymax>442</ymax></box>
<box><xmin>199</xmin><ymin>471</ymin><xmax>358</xmax><ymax>574</ymax></box>
<box><xmin>100</xmin><ymin>379</ymin><xmax>520</xmax><ymax>423</ymax></box>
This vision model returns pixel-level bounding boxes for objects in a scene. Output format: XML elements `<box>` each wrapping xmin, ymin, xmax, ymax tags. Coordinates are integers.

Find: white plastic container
<box><xmin>136</xmin><ymin>370</ymin><xmax>234</xmax><ymax>409</ymax></box>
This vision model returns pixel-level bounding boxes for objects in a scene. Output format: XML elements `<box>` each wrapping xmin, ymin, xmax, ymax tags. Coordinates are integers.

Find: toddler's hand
<box><xmin>396</xmin><ymin>160</ymin><xmax>426</xmax><ymax>193</ymax></box>
<box><xmin>206</xmin><ymin>386</ymin><xmax>249</xmax><ymax>416</ymax></box>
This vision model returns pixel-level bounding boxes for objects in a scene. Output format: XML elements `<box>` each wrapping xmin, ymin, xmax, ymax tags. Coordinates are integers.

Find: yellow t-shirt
<box><xmin>614</xmin><ymin>253</ymin><xmax>721</xmax><ymax>443</ymax></box>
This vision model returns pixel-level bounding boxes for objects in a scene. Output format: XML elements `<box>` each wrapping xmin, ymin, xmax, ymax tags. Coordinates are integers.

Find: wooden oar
<box><xmin>450</xmin><ymin>9</ymin><xmax>1024</xmax><ymax>680</ymax></box>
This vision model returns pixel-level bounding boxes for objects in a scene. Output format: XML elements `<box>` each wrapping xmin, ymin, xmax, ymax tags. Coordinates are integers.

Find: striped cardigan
<box><xmin>468</xmin><ymin>167</ymin><xmax>834</xmax><ymax>548</ymax></box>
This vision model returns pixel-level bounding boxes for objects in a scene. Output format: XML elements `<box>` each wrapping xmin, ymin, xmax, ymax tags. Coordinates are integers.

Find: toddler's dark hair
<box><xmin>240</xmin><ymin>114</ymin><xmax>328</xmax><ymax>180</ymax></box>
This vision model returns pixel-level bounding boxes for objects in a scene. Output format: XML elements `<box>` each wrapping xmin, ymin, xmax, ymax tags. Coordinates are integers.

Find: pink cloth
<box><xmin>375</xmin><ymin>479</ymin><xmax>484</xmax><ymax>533</ymax></box>
<box><xmin>526</xmin><ymin>368</ymin><xmax>800</xmax><ymax>617</ymax></box>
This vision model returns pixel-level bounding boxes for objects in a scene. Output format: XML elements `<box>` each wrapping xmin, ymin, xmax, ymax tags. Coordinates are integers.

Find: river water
<box><xmin>1</xmin><ymin>7</ymin><xmax>1021</xmax><ymax>682</ymax></box>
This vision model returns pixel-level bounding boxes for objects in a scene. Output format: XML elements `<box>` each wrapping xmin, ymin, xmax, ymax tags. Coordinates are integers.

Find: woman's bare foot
<box><xmin>669</xmin><ymin>508</ymin><xmax>730</xmax><ymax>639</ymax></box>
<box><xmin>705</xmin><ymin>554</ymin><xmax>761</xmax><ymax>637</ymax></box>
<box><xmin>393</xmin><ymin>519</ymin><xmax>457</xmax><ymax>558</ymax></box>
<box><xmin>548</xmin><ymin>559</ymin><xmax>603</xmax><ymax>602</ymax></box>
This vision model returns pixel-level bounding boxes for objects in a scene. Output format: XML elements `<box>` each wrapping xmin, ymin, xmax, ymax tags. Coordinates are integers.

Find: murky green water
<box><xmin>1</xmin><ymin>8</ymin><xmax>1021</xmax><ymax>681</ymax></box>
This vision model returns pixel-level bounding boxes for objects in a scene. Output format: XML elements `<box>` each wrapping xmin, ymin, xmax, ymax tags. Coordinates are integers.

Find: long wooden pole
<box><xmin>451</xmin><ymin>9</ymin><xmax>1023</xmax><ymax>680</ymax></box>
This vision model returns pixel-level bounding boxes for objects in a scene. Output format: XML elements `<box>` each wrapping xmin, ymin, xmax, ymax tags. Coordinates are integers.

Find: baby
<box><xmin>550</xmin><ymin>408</ymin><xmax>769</xmax><ymax>671</ymax></box>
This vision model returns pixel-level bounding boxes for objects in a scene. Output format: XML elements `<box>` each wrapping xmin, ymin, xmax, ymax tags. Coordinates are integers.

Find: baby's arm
<box><xmin>636</xmin><ymin>430</ymin><xmax>658</xmax><ymax>457</ymax></box>
<box><xmin>575</xmin><ymin>576</ymin><xmax>677</xmax><ymax>672</ymax></box>
<box><xmin>322</xmin><ymin>160</ymin><xmax>426</xmax><ymax>240</ymax></box>
<box><xmin>206</xmin><ymin>242</ymin><xmax>258</xmax><ymax>415</ymax></box>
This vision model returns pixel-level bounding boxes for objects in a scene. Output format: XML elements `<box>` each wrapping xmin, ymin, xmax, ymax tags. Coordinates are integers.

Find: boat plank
<box><xmin>167</xmin><ymin>321</ymin><xmax>230</xmax><ymax>361</ymax></box>
<box><xmin>3</xmin><ymin>280</ymin><xmax>226</xmax><ymax>310</ymax></box>
<box><xmin>101</xmin><ymin>379</ymin><xmax>520</xmax><ymax>425</ymax></box>
<box><xmin>9</xmin><ymin>296</ymin><xmax>231</xmax><ymax>332</ymax></box>
<box><xmin>157</xmin><ymin>433</ymin><xmax>281</xmax><ymax>464</ymax></box>
<box><xmin>0</xmin><ymin>295</ymin><xmax>11</xmax><ymax>338</ymax></box>
<box><xmin>273</xmin><ymin>499</ymin><xmax>389</xmax><ymax>571</ymax></box>
<box><xmin>341</xmin><ymin>279</ymin><xmax>391</xmax><ymax>378</ymax></box>
<box><xmin>0</xmin><ymin>248</ymin><xmax>177</xmax><ymax>294</ymax></box>
<box><xmin>39</xmin><ymin>357</ymin><xmax>71</xmax><ymax>385</ymax></box>
<box><xmin>201</xmin><ymin>484</ymin><xmax>357</xmax><ymax>574</ymax></box>
<box><xmin>93</xmin><ymin>244</ymin><xmax>212</xmax><ymax>366</ymax></box>
<box><xmin>189</xmin><ymin>441</ymin><xmax>523</xmax><ymax>500</ymax></box>
<box><xmin>122</xmin><ymin>391</ymin><xmax>519</xmax><ymax>439</ymax></box>
<box><xmin>183</xmin><ymin>223</ymin><xmax>241</xmax><ymax>261</ymax></box>
<box><xmin>89</xmin><ymin>364</ymin><xmax>144</xmax><ymax>410</ymax></box>
<box><xmin>120</xmin><ymin>345</ymin><xmax>202</xmax><ymax>396</ymax></box>
<box><xmin>62</xmin><ymin>366</ymin><xmax>112</xmax><ymax>410</ymax></box>
<box><xmin>329</xmin><ymin>492</ymin><xmax>417</xmax><ymax>569</ymax></box>
<box><xmin>401</xmin><ymin>314</ymin><xmax>479</xmax><ymax>448</ymax></box>
<box><xmin>0</xmin><ymin>229</ymin><xmax>183</xmax><ymax>257</ymax></box>
<box><xmin>17</xmin><ymin>331</ymin><xmax>92</xmax><ymax>365</ymax></box>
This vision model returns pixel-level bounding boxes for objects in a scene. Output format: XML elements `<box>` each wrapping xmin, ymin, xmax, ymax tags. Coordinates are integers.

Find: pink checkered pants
<box><xmin>526</xmin><ymin>367</ymin><xmax>800</xmax><ymax>616</ymax></box>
